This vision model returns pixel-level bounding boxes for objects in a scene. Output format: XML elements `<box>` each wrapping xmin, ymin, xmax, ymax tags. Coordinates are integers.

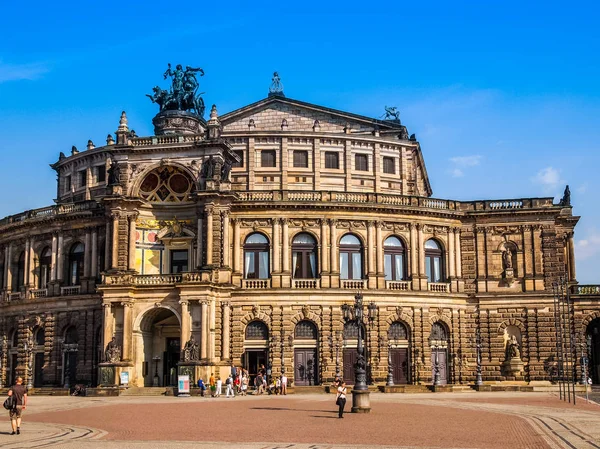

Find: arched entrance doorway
<box><xmin>293</xmin><ymin>320</ymin><xmax>319</xmax><ymax>386</ymax></box>
<box><xmin>242</xmin><ymin>320</ymin><xmax>269</xmax><ymax>386</ymax></box>
<box><xmin>430</xmin><ymin>321</ymin><xmax>449</xmax><ymax>385</ymax></box>
<box><xmin>136</xmin><ymin>307</ymin><xmax>181</xmax><ymax>387</ymax></box>
<box><xmin>62</xmin><ymin>326</ymin><xmax>78</xmax><ymax>388</ymax></box>
<box><xmin>388</xmin><ymin>321</ymin><xmax>411</xmax><ymax>384</ymax></box>
<box><xmin>33</xmin><ymin>327</ymin><xmax>45</xmax><ymax>387</ymax></box>
<box><xmin>587</xmin><ymin>319</ymin><xmax>600</xmax><ymax>384</ymax></box>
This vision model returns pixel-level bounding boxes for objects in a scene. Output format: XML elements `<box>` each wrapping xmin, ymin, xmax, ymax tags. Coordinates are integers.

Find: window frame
<box><xmin>15</xmin><ymin>251</ymin><xmax>26</xmax><ymax>291</ymax></box>
<box><xmin>96</xmin><ymin>165</ymin><xmax>106</xmax><ymax>183</ymax></box>
<box><xmin>293</xmin><ymin>150</ymin><xmax>309</xmax><ymax>168</ymax></box>
<box><xmin>233</xmin><ymin>150</ymin><xmax>244</xmax><ymax>168</ymax></box>
<box><xmin>383</xmin><ymin>156</ymin><xmax>395</xmax><ymax>175</ymax></box>
<box><xmin>292</xmin><ymin>233</ymin><xmax>318</xmax><ymax>279</ymax></box>
<box><xmin>67</xmin><ymin>243</ymin><xmax>85</xmax><ymax>286</ymax></box>
<box><xmin>243</xmin><ymin>233</ymin><xmax>270</xmax><ymax>279</ymax></box>
<box><xmin>39</xmin><ymin>247</ymin><xmax>52</xmax><ymax>289</ymax></box>
<box><xmin>355</xmin><ymin>154</ymin><xmax>369</xmax><ymax>172</ymax></box>
<box><xmin>339</xmin><ymin>234</ymin><xmax>363</xmax><ymax>280</ymax></box>
<box><xmin>324</xmin><ymin>151</ymin><xmax>340</xmax><ymax>169</ymax></box>
<box><xmin>79</xmin><ymin>169</ymin><xmax>87</xmax><ymax>188</ymax></box>
<box><xmin>260</xmin><ymin>150</ymin><xmax>277</xmax><ymax>168</ymax></box>
<box><xmin>170</xmin><ymin>249</ymin><xmax>189</xmax><ymax>274</ymax></box>
<box><xmin>425</xmin><ymin>239</ymin><xmax>445</xmax><ymax>283</ymax></box>
<box><xmin>384</xmin><ymin>236</ymin><xmax>406</xmax><ymax>281</ymax></box>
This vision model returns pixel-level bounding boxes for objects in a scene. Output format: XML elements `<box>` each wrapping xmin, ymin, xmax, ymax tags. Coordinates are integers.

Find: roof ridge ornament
<box><xmin>382</xmin><ymin>106</ymin><xmax>400</xmax><ymax>123</ymax></box>
<box><xmin>268</xmin><ymin>71</ymin><xmax>285</xmax><ymax>97</ymax></box>
<box><xmin>147</xmin><ymin>63</ymin><xmax>206</xmax><ymax>117</ymax></box>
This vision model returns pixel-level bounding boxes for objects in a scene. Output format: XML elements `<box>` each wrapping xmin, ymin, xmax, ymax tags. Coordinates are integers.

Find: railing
<box><xmin>29</xmin><ymin>288</ymin><xmax>48</xmax><ymax>299</ymax></box>
<box><xmin>182</xmin><ymin>272</ymin><xmax>202</xmax><ymax>283</ymax></box>
<box><xmin>61</xmin><ymin>286</ymin><xmax>81</xmax><ymax>296</ymax></box>
<box><xmin>428</xmin><ymin>282</ymin><xmax>449</xmax><ymax>293</ymax></box>
<box><xmin>341</xmin><ymin>279</ymin><xmax>367</xmax><ymax>289</ymax></box>
<box><xmin>386</xmin><ymin>281</ymin><xmax>410</xmax><ymax>291</ymax></box>
<box><xmin>488</xmin><ymin>200</ymin><xmax>523</xmax><ymax>210</ymax></box>
<box><xmin>133</xmin><ymin>274</ymin><xmax>183</xmax><ymax>285</ymax></box>
<box><xmin>237</xmin><ymin>191</ymin><xmax>274</xmax><ymax>201</ymax></box>
<box><xmin>288</xmin><ymin>191</ymin><xmax>322</xmax><ymax>201</ymax></box>
<box><xmin>0</xmin><ymin>201</ymin><xmax>101</xmax><ymax>227</ymax></box>
<box><xmin>242</xmin><ymin>279</ymin><xmax>271</xmax><ymax>289</ymax></box>
<box><xmin>8</xmin><ymin>292</ymin><xmax>23</xmax><ymax>301</ymax></box>
<box><xmin>572</xmin><ymin>285</ymin><xmax>600</xmax><ymax>295</ymax></box>
<box><xmin>293</xmin><ymin>279</ymin><xmax>320</xmax><ymax>289</ymax></box>
<box><xmin>331</xmin><ymin>192</ymin><xmax>369</xmax><ymax>203</ymax></box>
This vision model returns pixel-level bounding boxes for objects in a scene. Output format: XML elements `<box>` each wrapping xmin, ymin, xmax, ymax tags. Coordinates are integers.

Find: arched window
<box><xmin>68</xmin><ymin>243</ymin><xmax>84</xmax><ymax>286</ymax></box>
<box><xmin>384</xmin><ymin>236</ymin><xmax>406</xmax><ymax>281</ymax></box>
<box><xmin>295</xmin><ymin>320</ymin><xmax>318</xmax><ymax>340</ymax></box>
<box><xmin>388</xmin><ymin>321</ymin><xmax>409</xmax><ymax>340</ymax></box>
<box><xmin>39</xmin><ymin>247</ymin><xmax>52</xmax><ymax>289</ymax></box>
<box><xmin>10</xmin><ymin>329</ymin><xmax>18</xmax><ymax>348</ymax></box>
<box><xmin>340</xmin><ymin>234</ymin><xmax>363</xmax><ymax>280</ymax></box>
<box><xmin>425</xmin><ymin>239</ymin><xmax>444</xmax><ymax>282</ymax></box>
<box><xmin>244</xmin><ymin>233</ymin><xmax>270</xmax><ymax>279</ymax></box>
<box><xmin>64</xmin><ymin>326</ymin><xmax>78</xmax><ymax>344</ymax></box>
<box><xmin>35</xmin><ymin>328</ymin><xmax>45</xmax><ymax>346</ymax></box>
<box><xmin>15</xmin><ymin>251</ymin><xmax>25</xmax><ymax>290</ymax></box>
<box><xmin>138</xmin><ymin>166</ymin><xmax>194</xmax><ymax>202</ymax></box>
<box><xmin>430</xmin><ymin>322</ymin><xmax>448</xmax><ymax>341</ymax></box>
<box><xmin>292</xmin><ymin>233</ymin><xmax>317</xmax><ymax>279</ymax></box>
<box><xmin>245</xmin><ymin>321</ymin><xmax>269</xmax><ymax>340</ymax></box>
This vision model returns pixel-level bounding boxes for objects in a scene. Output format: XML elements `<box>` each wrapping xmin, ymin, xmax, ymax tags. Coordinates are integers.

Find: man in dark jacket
<box><xmin>7</xmin><ymin>376</ymin><xmax>27</xmax><ymax>435</ymax></box>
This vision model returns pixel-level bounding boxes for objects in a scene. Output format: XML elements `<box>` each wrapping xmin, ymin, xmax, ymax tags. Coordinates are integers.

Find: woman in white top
<box><xmin>336</xmin><ymin>381</ymin><xmax>347</xmax><ymax>418</ymax></box>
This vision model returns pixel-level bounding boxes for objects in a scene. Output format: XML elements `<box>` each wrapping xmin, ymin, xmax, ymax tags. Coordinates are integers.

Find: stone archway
<box><xmin>134</xmin><ymin>307</ymin><xmax>181</xmax><ymax>387</ymax></box>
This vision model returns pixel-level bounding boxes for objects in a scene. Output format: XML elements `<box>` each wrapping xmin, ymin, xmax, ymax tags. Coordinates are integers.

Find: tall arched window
<box><xmin>384</xmin><ymin>236</ymin><xmax>406</xmax><ymax>281</ymax></box>
<box><xmin>35</xmin><ymin>328</ymin><xmax>45</xmax><ymax>346</ymax></box>
<box><xmin>15</xmin><ymin>251</ymin><xmax>26</xmax><ymax>291</ymax></box>
<box><xmin>388</xmin><ymin>321</ymin><xmax>409</xmax><ymax>340</ymax></box>
<box><xmin>39</xmin><ymin>247</ymin><xmax>52</xmax><ymax>289</ymax></box>
<box><xmin>244</xmin><ymin>233</ymin><xmax>270</xmax><ymax>279</ymax></box>
<box><xmin>292</xmin><ymin>233</ymin><xmax>317</xmax><ymax>279</ymax></box>
<box><xmin>245</xmin><ymin>321</ymin><xmax>269</xmax><ymax>340</ymax></box>
<box><xmin>64</xmin><ymin>326</ymin><xmax>78</xmax><ymax>344</ymax></box>
<box><xmin>425</xmin><ymin>239</ymin><xmax>444</xmax><ymax>282</ymax></box>
<box><xmin>295</xmin><ymin>320</ymin><xmax>318</xmax><ymax>340</ymax></box>
<box><xmin>68</xmin><ymin>243</ymin><xmax>84</xmax><ymax>286</ymax></box>
<box><xmin>340</xmin><ymin>234</ymin><xmax>363</xmax><ymax>280</ymax></box>
<box><xmin>430</xmin><ymin>322</ymin><xmax>448</xmax><ymax>342</ymax></box>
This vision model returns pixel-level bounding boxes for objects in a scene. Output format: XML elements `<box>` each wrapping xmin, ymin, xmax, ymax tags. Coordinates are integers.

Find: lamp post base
<box><xmin>351</xmin><ymin>389</ymin><xmax>371</xmax><ymax>413</ymax></box>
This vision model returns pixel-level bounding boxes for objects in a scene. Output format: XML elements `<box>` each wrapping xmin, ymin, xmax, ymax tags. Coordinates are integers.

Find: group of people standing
<box><xmin>195</xmin><ymin>363</ymin><xmax>289</xmax><ymax>398</ymax></box>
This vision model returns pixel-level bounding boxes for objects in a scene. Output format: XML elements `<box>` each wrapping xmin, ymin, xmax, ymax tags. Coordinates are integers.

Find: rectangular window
<box><xmin>97</xmin><ymin>166</ymin><xmax>106</xmax><ymax>183</ymax></box>
<box><xmin>355</xmin><ymin>154</ymin><xmax>368</xmax><ymax>171</ymax></box>
<box><xmin>65</xmin><ymin>176</ymin><xmax>71</xmax><ymax>193</ymax></box>
<box><xmin>293</xmin><ymin>150</ymin><xmax>308</xmax><ymax>168</ymax></box>
<box><xmin>383</xmin><ymin>157</ymin><xmax>395</xmax><ymax>174</ymax></box>
<box><xmin>170</xmin><ymin>250</ymin><xmax>188</xmax><ymax>274</ymax></box>
<box><xmin>261</xmin><ymin>150</ymin><xmax>276</xmax><ymax>167</ymax></box>
<box><xmin>233</xmin><ymin>150</ymin><xmax>244</xmax><ymax>168</ymax></box>
<box><xmin>79</xmin><ymin>170</ymin><xmax>87</xmax><ymax>188</ymax></box>
<box><xmin>324</xmin><ymin>151</ymin><xmax>339</xmax><ymax>169</ymax></box>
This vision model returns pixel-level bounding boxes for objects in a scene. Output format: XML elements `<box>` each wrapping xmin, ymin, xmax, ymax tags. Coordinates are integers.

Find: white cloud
<box><xmin>0</xmin><ymin>61</ymin><xmax>50</xmax><ymax>83</ymax></box>
<box><xmin>448</xmin><ymin>155</ymin><xmax>482</xmax><ymax>178</ymax></box>
<box><xmin>576</xmin><ymin>230</ymin><xmax>600</xmax><ymax>260</ymax></box>
<box><xmin>576</xmin><ymin>183</ymin><xmax>588</xmax><ymax>194</ymax></box>
<box><xmin>531</xmin><ymin>167</ymin><xmax>563</xmax><ymax>193</ymax></box>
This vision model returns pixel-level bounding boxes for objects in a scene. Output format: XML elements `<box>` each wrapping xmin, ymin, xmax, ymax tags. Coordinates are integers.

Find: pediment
<box><xmin>220</xmin><ymin>96</ymin><xmax>406</xmax><ymax>135</ymax></box>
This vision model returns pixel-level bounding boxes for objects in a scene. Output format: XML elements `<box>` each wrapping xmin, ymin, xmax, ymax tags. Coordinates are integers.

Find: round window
<box><xmin>169</xmin><ymin>173</ymin><xmax>190</xmax><ymax>194</ymax></box>
<box><xmin>140</xmin><ymin>173</ymin><xmax>159</xmax><ymax>193</ymax></box>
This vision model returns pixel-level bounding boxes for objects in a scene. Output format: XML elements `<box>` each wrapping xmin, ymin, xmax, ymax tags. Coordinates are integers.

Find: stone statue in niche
<box><xmin>221</xmin><ymin>159</ymin><xmax>232</xmax><ymax>182</ymax></box>
<box><xmin>182</xmin><ymin>336</ymin><xmax>200</xmax><ymax>362</ymax></box>
<box><xmin>107</xmin><ymin>161</ymin><xmax>121</xmax><ymax>186</ymax></box>
<box><xmin>505</xmin><ymin>334</ymin><xmax>521</xmax><ymax>361</ymax></box>
<box><xmin>105</xmin><ymin>336</ymin><xmax>121</xmax><ymax>363</ymax></box>
<box><xmin>502</xmin><ymin>246</ymin><xmax>514</xmax><ymax>270</ymax></box>
<box><xmin>201</xmin><ymin>156</ymin><xmax>216</xmax><ymax>179</ymax></box>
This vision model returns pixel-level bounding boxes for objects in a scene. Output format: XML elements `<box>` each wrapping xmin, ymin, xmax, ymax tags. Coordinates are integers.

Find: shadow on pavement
<box><xmin>251</xmin><ymin>407</ymin><xmax>337</xmax><ymax>414</ymax></box>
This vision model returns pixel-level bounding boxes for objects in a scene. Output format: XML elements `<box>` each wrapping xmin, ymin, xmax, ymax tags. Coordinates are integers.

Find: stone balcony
<box><xmin>571</xmin><ymin>285</ymin><xmax>600</xmax><ymax>296</ymax></box>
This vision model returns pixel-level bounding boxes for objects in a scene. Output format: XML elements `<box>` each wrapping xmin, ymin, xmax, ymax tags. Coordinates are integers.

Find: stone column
<box><xmin>91</xmin><ymin>228</ymin><xmax>98</xmax><ymax>279</ymax></box>
<box><xmin>2</xmin><ymin>246</ymin><xmax>8</xmax><ymax>289</ymax></box>
<box><xmin>84</xmin><ymin>230</ymin><xmax>91</xmax><ymax>278</ymax></box>
<box><xmin>206</xmin><ymin>206</ymin><xmax>214</xmax><ymax>266</ymax></box>
<box><xmin>104</xmin><ymin>223</ymin><xmax>111</xmax><ymax>271</ymax></box>
<box><xmin>410</xmin><ymin>224</ymin><xmax>418</xmax><ymax>279</ymax></box>
<box><xmin>320</xmin><ymin>219</ymin><xmax>328</xmax><ymax>273</ymax></box>
<box><xmin>56</xmin><ymin>234</ymin><xmax>64</xmax><ymax>282</ymax></box>
<box><xmin>454</xmin><ymin>228</ymin><xmax>462</xmax><ymax>278</ymax></box>
<box><xmin>200</xmin><ymin>301</ymin><xmax>208</xmax><ymax>359</ymax></box>
<box><xmin>221</xmin><ymin>302</ymin><xmax>230</xmax><ymax>361</ymax></box>
<box><xmin>180</xmin><ymin>300</ymin><xmax>191</xmax><ymax>350</ymax></box>
<box><xmin>232</xmin><ymin>219</ymin><xmax>241</xmax><ymax>273</ymax></box>
<box><xmin>376</xmin><ymin>221</ymin><xmax>384</xmax><ymax>275</ymax></box>
<box><xmin>448</xmin><ymin>229</ymin><xmax>455</xmax><ymax>279</ymax></box>
<box><xmin>568</xmin><ymin>233</ymin><xmax>576</xmax><ymax>281</ymax></box>
<box><xmin>523</xmin><ymin>225</ymin><xmax>534</xmax><ymax>278</ymax></box>
<box><xmin>273</xmin><ymin>218</ymin><xmax>281</xmax><ymax>273</ymax></box>
<box><xmin>50</xmin><ymin>234</ymin><xmax>57</xmax><ymax>281</ymax></box>
<box><xmin>102</xmin><ymin>303</ymin><xmax>113</xmax><ymax>354</ymax></box>
<box><xmin>222</xmin><ymin>211</ymin><xmax>230</xmax><ymax>268</ymax></box>
<box><xmin>209</xmin><ymin>300</ymin><xmax>216</xmax><ymax>360</ymax></box>
<box><xmin>196</xmin><ymin>217</ymin><xmax>203</xmax><ymax>268</ymax></box>
<box><xmin>329</xmin><ymin>219</ymin><xmax>338</xmax><ymax>272</ymax></box>
<box><xmin>282</xmin><ymin>219</ymin><xmax>290</xmax><ymax>273</ymax></box>
<box><xmin>128</xmin><ymin>215</ymin><xmax>137</xmax><ymax>271</ymax></box>
<box><xmin>121</xmin><ymin>302</ymin><xmax>133</xmax><ymax>361</ymax></box>
<box><xmin>367</xmin><ymin>221</ymin><xmax>375</xmax><ymax>275</ymax></box>
<box><xmin>24</xmin><ymin>239</ymin><xmax>31</xmax><ymax>287</ymax></box>
<box><xmin>111</xmin><ymin>213</ymin><xmax>119</xmax><ymax>269</ymax></box>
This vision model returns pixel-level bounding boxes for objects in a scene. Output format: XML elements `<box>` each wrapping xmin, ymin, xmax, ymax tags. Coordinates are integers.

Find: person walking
<box><xmin>216</xmin><ymin>376</ymin><xmax>222</xmax><ymax>397</ymax></box>
<box><xmin>281</xmin><ymin>373</ymin><xmax>288</xmax><ymax>395</ymax></box>
<box><xmin>209</xmin><ymin>373</ymin><xmax>216</xmax><ymax>397</ymax></box>
<box><xmin>225</xmin><ymin>374</ymin><xmax>235</xmax><ymax>398</ymax></box>
<box><xmin>336</xmin><ymin>381</ymin><xmax>347</xmax><ymax>418</ymax></box>
<box><xmin>241</xmin><ymin>374</ymin><xmax>248</xmax><ymax>396</ymax></box>
<box><xmin>7</xmin><ymin>376</ymin><xmax>27</xmax><ymax>435</ymax></box>
<box><xmin>197</xmin><ymin>378</ymin><xmax>206</xmax><ymax>397</ymax></box>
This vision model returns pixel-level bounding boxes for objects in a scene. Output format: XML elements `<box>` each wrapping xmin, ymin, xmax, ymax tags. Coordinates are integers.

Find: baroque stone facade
<box><xmin>0</xmin><ymin>87</ymin><xmax>598</xmax><ymax>390</ymax></box>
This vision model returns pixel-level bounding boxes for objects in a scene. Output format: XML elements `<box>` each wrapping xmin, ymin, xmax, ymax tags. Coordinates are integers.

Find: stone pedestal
<box><xmin>98</xmin><ymin>362</ymin><xmax>133</xmax><ymax>386</ymax></box>
<box><xmin>351</xmin><ymin>389</ymin><xmax>371</xmax><ymax>413</ymax></box>
<box><xmin>152</xmin><ymin>110</ymin><xmax>205</xmax><ymax>135</ymax></box>
<box><xmin>502</xmin><ymin>358</ymin><xmax>524</xmax><ymax>377</ymax></box>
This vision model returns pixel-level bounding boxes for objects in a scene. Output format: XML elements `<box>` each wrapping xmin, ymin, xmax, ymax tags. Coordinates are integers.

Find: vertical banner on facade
<box><xmin>178</xmin><ymin>375</ymin><xmax>190</xmax><ymax>395</ymax></box>
<box><xmin>120</xmin><ymin>371</ymin><xmax>129</xmax><ymax>386</ymax></box>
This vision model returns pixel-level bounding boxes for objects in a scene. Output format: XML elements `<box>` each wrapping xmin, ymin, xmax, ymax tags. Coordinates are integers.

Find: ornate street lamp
<box><xmin>24</xmin><ymin>334</ymin><xmax>34</xmax><ymax>390</ymax></box>
<box><xmin>328</xmin><ymin>330</ymin><xmax>342</xmax><ymax>380</ymax></box>
<box><xmin>382</xmin><ymin>335</ymin><xmax>396</xmax><ymax>387</ymax></box>
<box><xmin>0</xmin><ymin>334</ymin><xmax>5</xmax><ymax>389</ymax></box>
<box><xmin>431</xmin><ymin>342</ymin><xmax>441</xmax><ymax>386</ymax></box>
<box><xmin>152</xmin><ymin>355</ymin><xmax>161</xmax><ymax>387</ymax></box>
<box><xmin>468</xmin><ymin>334</ymin><xmax>483</xmax><ymax>386</ymax></box>
<box><xmin>342</xmin><ymin>292</ymin><xmax>377</xmax><ymax>413</ymax></box>
<box><xmin>278</xmin><ymin>330</ymin><xmax>293</xmax><ymax>375</ymax></box>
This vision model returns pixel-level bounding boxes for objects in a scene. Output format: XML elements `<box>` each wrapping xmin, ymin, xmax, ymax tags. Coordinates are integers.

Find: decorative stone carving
<box><xmin>302</xmin><ymin>304</ymin><xmax>310</xmax><ymax>319</ymax></box>
<box><xmin>505</xmin><ymin>334</ymin><xmax>521</xmax><ymax>361</ymax></box>
<box><xmin>182</xmin><ymin>336</ymin><xmax>200</xmax><ymax>362</ymax></box>
<box><xmin>105</xmin><ymin>336</ymin><xmax>121</xmax><ymax>363</ymax></box>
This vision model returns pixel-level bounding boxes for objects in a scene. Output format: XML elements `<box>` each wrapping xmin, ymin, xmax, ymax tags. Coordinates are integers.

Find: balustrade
<box><xmin>242</xmin><ymin>279</ymin><xmax>271</xmax><ymax>289</ymax></box>
<box><xmin>29</xmin><ymin>288</ymin><xmax>48</xmax><ymax>299</ymax></box>
<box><xmin>293</xmin><ymin>279</ymin><xmax>319</xmax><ymax>289</ymax></box>
<box><xmin>132</xmin><ymin>274</ymin><xmax>183</xmax><ymax>285</ymax></box>
<box><xmin>386</xmin><ymin>281</ymin><xmax>410</xmax><ymax>291</ymax></box>
<box><xmin>60</xmin><ymin>286</ymin><xmax>81</xmax><ymax>296</ymax></box>
<box><xmin>572</xmin><ymin>285</ymin><xmax>600</xmax><ymax>295</ymax></box>
<box><xmin>427</xmin><ymin>282</ymin><xmax>450</xmax><ymax>293</ymax></box>
<box><xmin>341</xmin><ymin>279</ymin><xmax>367</xmax><ymax>289</ymax></box>
<box><xmin>7</xmin><ymin>292</ymin><xmax>23</xmax><ymax>301</ymax></box>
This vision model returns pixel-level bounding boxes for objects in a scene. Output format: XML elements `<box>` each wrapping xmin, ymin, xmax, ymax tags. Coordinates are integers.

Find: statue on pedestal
<box><xmin>105</xmin><ymin>336</ymin><xmax>121</xmax><ymax>363</ymax></box>
<box><xmin>183</xmin><ymin>336</ymin><xmax>200</xmax><ymax>362</ymax></box>
<box><xmin>505</xmin><ymin>334</ymin><xmax>521</xmax><ymax>361</ymax></box>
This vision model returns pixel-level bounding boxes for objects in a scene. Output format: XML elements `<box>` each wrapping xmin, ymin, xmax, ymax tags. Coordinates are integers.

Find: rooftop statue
<box><xmin>382</xmin><ymin>106</ymin><xmax>400</xmax><ymax>121</ymax></box>
<box><xmin>268</xmin><ymin>71</ymin><xmax>285</xmax><ymax>97</ymax></box>
<box><xmin>560</xmin><ymin>185</ymin><xmax>571</xmax><ymax>207</ymax></box>
<box><xmin>147</xmin><ymin>64</ymin><xmax>206</xmax><ymax>116</ymax></box>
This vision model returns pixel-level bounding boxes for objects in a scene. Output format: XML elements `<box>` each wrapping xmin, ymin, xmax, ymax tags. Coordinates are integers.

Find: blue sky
<box><xmin>1</xmin><ymin>1</ymin><xmax>599</xmax><ymax>282</ymax></box>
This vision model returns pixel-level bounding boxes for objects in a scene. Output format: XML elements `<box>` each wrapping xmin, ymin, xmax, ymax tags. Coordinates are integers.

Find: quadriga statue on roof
<box><xmin>146</xmin><ymin>64</ymin><xmax>206</xmax><ymax>116</ymax></box>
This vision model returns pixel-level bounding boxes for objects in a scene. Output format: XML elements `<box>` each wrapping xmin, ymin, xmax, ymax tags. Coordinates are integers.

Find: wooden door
<box><xmin>34</xmin><ymin>352</ymin><xmax>44</xmax><ymax>387</ymax></box>
<box><xmin>294</xmin><ymin>348</ymin><xmax>318</xmax><ymax>386</ymax></box>
<box><xmin>391</xmin><ymin>348</ymin><xmax>409</xmax><ymax>384</ymax></box>
<box><xmin>343</xmin><ymin>349</ymin><xmax>357</xmax><ymax>384</ymax></box>
<box><xmin>431</xmin><ymin>349</ymin><xmax>447</xmax><ymax>385</ymax></box>
<box><xmin>64</xmin><ymin>351</ymin><xmax>77</xmax><ymax>385</ymax></box>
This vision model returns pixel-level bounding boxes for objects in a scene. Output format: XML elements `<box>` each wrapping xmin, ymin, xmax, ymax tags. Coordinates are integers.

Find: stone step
<box><xmin>119</xmin><ymin>387</ymin><xmax>171</xmax><ymax>396</ymax></box>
